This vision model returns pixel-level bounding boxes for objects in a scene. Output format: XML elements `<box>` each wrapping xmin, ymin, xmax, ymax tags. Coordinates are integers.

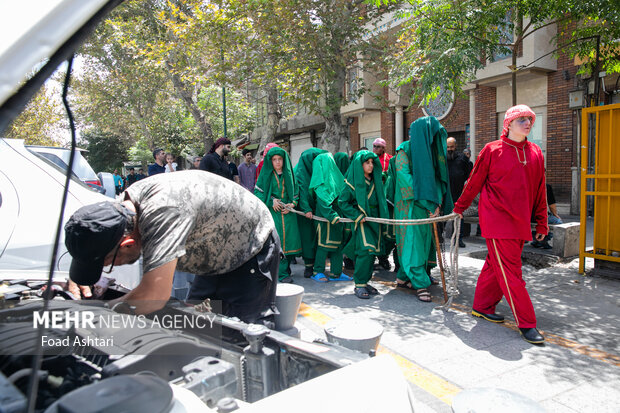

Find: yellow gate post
<box><xmin>579</xmin><ymin>103</ymin><xmax>620</xmax><ymax>274</ymax></box>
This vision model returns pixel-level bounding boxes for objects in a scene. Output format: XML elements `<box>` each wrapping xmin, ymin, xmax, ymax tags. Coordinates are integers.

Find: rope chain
<box><xmin>283</xmin><ymin>205</ymin><xmax>461</xmax><ymax>308</ymax></box>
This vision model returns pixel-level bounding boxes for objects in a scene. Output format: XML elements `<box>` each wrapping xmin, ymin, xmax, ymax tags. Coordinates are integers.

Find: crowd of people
<box><xmin>65</xmin><ymin>104</ymin><xmax>552</xmax><ymax>344</ymax></box>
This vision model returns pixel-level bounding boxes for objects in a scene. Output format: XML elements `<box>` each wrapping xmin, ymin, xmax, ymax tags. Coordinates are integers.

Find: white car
<box><xmin>0</xmin><ymin>137</ymin><xmax>140</xmax><ymax>288</ymax></box>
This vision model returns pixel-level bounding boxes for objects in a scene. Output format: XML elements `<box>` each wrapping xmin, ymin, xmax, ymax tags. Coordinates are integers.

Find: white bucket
<box><xmin>324</xmin><ymin>317</ymin><xmax>383</xmax><ymax>355</ymax></box>
<box><xmin>274</xmin><ymin>284</ymin><xmax>304</xmax><ymax>331</ymax></box>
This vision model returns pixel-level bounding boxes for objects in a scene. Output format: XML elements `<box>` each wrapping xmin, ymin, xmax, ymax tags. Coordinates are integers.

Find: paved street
<box><xmin>287</xmin><ymin>232</ymin><xmax>620</xmax><ymax>412</ymax></box>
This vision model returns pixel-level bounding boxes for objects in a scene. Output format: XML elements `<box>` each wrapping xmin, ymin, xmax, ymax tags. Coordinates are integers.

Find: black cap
<box><xmin>64</xmin><ymin>202</ymin><xmax>134</xmax><ymax>285</ymax></box>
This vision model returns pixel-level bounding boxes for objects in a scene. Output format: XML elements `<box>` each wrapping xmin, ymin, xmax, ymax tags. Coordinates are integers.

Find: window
<box><xmin>491</xmin><ymin>11</ymin><xmax>514</xmax><ymax>62</ymax></box>
<box><xmin>347</xmin><ymin>68</ymin><xmax>359</xmax><ymax>103</ymax></box>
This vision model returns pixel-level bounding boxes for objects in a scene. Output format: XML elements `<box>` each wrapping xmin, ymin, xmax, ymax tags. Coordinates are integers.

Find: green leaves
<box><xmin>387</xmin><ymin>0</ymin><xmax>619</xmax><ymax>106</ymax></box>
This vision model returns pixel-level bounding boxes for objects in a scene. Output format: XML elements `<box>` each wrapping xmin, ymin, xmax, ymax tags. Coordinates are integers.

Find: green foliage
<box><xmin>383</xmin><ymin>0</ymin><xmax>619</xmax><ymax>105</ymax></box>
<box><xmin>197</xmin><ymin>85</ymin><xmax>255</xmax><ymax>140</ymax></box>
<box><xmin>79</xmin><ymin>129</ymin><xmax>129</xmax><ymax>172</ymax></box>
<box><xmin>5</xmin><ymin>83</ymin><xmax>65</xmax><ymax>146</ymax></box>
<box><xmin>128</xmin><ymin>137</ymin><xmax>154</xmax><ymax>165</ymax></box>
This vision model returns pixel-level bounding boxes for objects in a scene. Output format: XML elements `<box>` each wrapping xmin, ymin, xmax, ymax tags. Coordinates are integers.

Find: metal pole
<box><xmin>221</xmin><ymin>47</ymin><xmax>227</xmax><ymax>138</ymax></box>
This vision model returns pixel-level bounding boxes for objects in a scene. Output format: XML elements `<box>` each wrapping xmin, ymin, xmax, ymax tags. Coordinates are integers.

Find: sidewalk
<box><xmin>288</xmin><ymin>229</ymin><xmax>620</xmax><ymax>412</ymax></box>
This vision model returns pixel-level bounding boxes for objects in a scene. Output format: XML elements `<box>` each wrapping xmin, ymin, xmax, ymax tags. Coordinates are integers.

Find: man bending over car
<box><xmin>64</xmin><ymin>170</ymin><xmax>280</xmax><ymax>325</ymax></box>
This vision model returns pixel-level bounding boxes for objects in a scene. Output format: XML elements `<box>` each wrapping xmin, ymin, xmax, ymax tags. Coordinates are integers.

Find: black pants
<box><xmin>188</xmin><ymin>231</ymin><xmax>280</xmax><ymax>327</ymax></box>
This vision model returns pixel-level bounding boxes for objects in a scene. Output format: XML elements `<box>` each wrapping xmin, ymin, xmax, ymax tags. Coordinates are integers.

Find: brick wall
<box><xmin>546</xmin><ymin>44</ymin><xmax>579</xmax><ymax>202</ymax></box>
<box><xmin>380</xmin><ymin>109</ymin><xmax>396</xmax><ymax>155</ymax></box>
<box><xmin>404</xmin><ymin>104</ymin><xmax>425</xmax><ymax>144</ymax></box>
<box><xmin>474</xmin><ymin>85</ymin><xmax>498</xmax><ymax>151</ymax></box>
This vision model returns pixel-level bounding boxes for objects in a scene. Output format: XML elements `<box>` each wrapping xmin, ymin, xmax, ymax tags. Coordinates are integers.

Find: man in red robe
<box><xmin>453</xmin><ymin>104</ymin><xmax>548</xmax><ymax>344</ymax></box>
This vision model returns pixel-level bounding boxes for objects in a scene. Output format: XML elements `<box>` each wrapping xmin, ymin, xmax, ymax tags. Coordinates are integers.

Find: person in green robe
<box><xmin>334</xmin><ymin>152</ymin><xmax>350</xmax><ymax>176</ymax></box>
<box><xmin>338</xmin><ymin>150</ymin><xmax>389</xmax><ymax>299</ymax></box>
<box><xmin>308</xmin><ymin>153</ymin><xmax>353</xmax><ymax>282</ymax></box>
<box><xmin>383</xmin><ymin>155</ymin><xmax>400</xmax><ymax>273</ymax></box>
<box><xmin>255</xmin><ymin>147</ymin><xmax>302</xmax><ymax>283</ymax></box>
<box><xmin>394</xmin><ymin>116</ymin><xmax>453</xmax><ymax>302</ymax></box>
<box><xmin>294</xmin><ymin>147</ymin><xmax>328</xmax><ymax>278</ymax></box>
<box><xmin>333</xmin><ymin>151</ymin><xmax>354</xmax><ymax>270</ymax></box>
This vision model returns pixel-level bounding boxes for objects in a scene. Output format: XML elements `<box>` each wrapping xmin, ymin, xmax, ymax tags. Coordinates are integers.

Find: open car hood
<box><xmin>0</xmin><ymin>0</ymin><xmax>122</xmax><ymax>134</ymax></box>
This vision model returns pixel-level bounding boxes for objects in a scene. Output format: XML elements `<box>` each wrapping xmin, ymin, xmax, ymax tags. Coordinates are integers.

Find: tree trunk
<box><xmin>166</xmin><ymin>63</ymin><xmax>214</xmax><ymax>154</ymax></box>
<box><xmin>511</xmin><ymin>52</ymin><xmax>517</xmax><ymax>106</ymax></box>
<box><xmin>317</xmin><ymin>67</ymin><xmax>347</xmax><ymax>152</ymax></box>
<box><xmin>512</xmin><ymin>11</ymin><xmax>522</xmax><ymax>106</ymax></box>
<box><xmin>257</xmin><ymin>85</ymin><xmax>281</xmax><ymax>160</ymax></box>
<box><xmin>321</xmin><ymin>113</ymin><xmax>348</xmax><ymax>153</ymax></box>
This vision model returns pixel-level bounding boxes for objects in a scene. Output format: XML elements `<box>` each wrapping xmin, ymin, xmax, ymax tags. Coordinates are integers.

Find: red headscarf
<box><xmin>501</xmin><ymin>105</ymin><xmax>536</xmax><ymax>140</ymax></box>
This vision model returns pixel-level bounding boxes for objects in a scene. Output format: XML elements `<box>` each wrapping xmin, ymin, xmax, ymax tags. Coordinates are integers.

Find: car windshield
<box><xmin>26</xmin><ymin>148</ymin><xmax>93</xmax><ymax>190</ymax></box>
<box><xmin>26</xmin><ymin>146</ymin><xmax>99</xmax><ymax>181</ymax></box>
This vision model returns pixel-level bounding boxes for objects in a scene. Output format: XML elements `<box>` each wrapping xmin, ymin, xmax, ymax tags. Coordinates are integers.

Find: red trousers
<box><xmin>473</xmin><ymin>238</ymin><xmax>537</xmax><ymax>328</ymax></box>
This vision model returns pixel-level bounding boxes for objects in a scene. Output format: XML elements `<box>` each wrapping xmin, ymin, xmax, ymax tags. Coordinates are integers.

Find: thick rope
<box><xmin>282</xmin><ymin>204</ymin><xmax>461</xmax><ymax>309</ymax></box>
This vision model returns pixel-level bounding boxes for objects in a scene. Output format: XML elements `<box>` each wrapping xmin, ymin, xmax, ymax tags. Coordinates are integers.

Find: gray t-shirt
<box><xmin>125</xmin><ymin>170</ymin><xmax>274</xmax><ymax>275</ymax></box>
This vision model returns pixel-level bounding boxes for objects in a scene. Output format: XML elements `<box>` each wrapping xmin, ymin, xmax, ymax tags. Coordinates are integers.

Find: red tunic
<box><xmin>453</xmin><ymin>136</ymin><xmax>548</xmax><ymax>241</ymax></box>
<box><xmin>378</xmin><ymin>153</ymin><xmax>392</xmax><ymax>172</ymax></box>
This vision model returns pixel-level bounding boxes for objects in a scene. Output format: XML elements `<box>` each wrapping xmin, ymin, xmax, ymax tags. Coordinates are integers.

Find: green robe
<box><xmin>339</xmin><ymin>151</ymin><xmax>389</xmax><ymax>257</ymax></box>
<box><xmin>394</xmin><ymin>116</ymin><xmax>452</xmax><ymax>289</ymax></box>
<box><xmin>334</xmin><ymin>152</ymin><xmax>350</xmax><ymax>176</ymax></box>
<box><xmin>294</xmin><ymin>148</ymin><xmax>328</xmax><ymax>265</ymax></box>
<box><xmin>339</xmin><ymin>151</ymin><xmax>389</xmax><ymax>286</ymax></box>
<box><xmin>255</xmin><ymin>147</ymin><xmax>301</xmax><ymax>256</ymax></box>
<box><xmin>310</xmin><ymin>153</ymin><xmax>345</xmax><ymax>251</ymax></box>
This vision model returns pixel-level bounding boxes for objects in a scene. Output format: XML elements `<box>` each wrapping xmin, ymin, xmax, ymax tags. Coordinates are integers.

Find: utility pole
<box><xmin>221</xmin><ymin>47</ymin><xmax>227</xmax><ymax>138</ymax></box>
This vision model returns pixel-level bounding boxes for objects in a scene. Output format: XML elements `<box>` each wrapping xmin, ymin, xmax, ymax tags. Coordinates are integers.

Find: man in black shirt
<box><xmin>199</xmin><ymin>138</ymin><xmax>233</xmax><ymax>180</ymax></box>
<box><xmin>126</xmin><ymin>168</ymin><xmax>138</xmax><ymax>187</ymax></box>
<box><xmin>148</xmin><ymin>148</ymin><xmax>166</xmax><ymax>176</ymax></box>
<box><xmin>447</xmin><ymin>137</ymin><xmax>473</xmax><ymax>247</ymax></box>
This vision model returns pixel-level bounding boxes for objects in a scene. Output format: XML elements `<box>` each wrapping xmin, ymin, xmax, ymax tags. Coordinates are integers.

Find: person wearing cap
<box><xmin>64</xmin><ymin>170</ymin><xmax>280</xmax><ymax>325</ymax></box>
<box><xmin>372</xmin><ymin>138</ymin><xmax>392</xmax><ymax>173</ymax></box>
<box><xmin>148</xmin><ymin>148</ymin><xmax>166</xmax><ymax>176</ymax></box>
<box><xmin>199</xmin><ymin>137</ymin><xmax>233</xmax><ymax>180</ymax></box>
<box><xmin>453</xmin><ymin>104</ymin><xmax>548</xmax><ymax>344</ymax></box>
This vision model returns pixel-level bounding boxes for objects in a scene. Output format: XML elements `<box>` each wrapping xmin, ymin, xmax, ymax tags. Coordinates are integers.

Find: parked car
<box><xmin>97</xmin><ymin>171</ymin><xmax>116</xmax><ymax>198</ymax></box>
<box><xmin>0</xmin><ymin>137</ymin><xmax>140</xmax><ymax>288</ymax></box>
<box><xmin>26</xmin><ymin>145</ymin><xmax>105</xmax><ymax>194</ymax></box>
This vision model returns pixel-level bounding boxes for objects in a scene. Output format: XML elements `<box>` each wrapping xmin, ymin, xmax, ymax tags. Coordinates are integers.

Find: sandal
<box><xmin>428</xmin><ymin>277</ymin><xmax>439</xmax><ymax>286</ymax></box>
<box><xmin>310</xmin><ymin>273</ymin><xmax>329</xmax><ymax>283</ymax></box>
<box><xmin>395</xmin><ymin>281</ymin><xmax>415</xmax><ymax>291</ymax></box>
<box><xmin>416</xmin><ymin>288</ymin><xmax>432</xmax><ymax>302</ymax></box>
<box><xmin>279</xmin><ymin>276</ymin><xmax>294</xmax><ymax>283</ymax></box>
<box><xmin>365</xmin><ymin>284</ymin><xmax>379</xmax><ymax>295</ymax></box>
<box><xmin>354</xmin><ymin>287</ymin><xmax>370</xmax><ymax>299</ymax></box>
<box><xmin>329</xmin><ymin>273</ymin><xmax>353</xmax><ymax>281</ymax></box>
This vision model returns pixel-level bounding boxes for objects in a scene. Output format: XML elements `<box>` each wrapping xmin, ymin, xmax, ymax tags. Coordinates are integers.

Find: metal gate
<box><xmin>579</xmin><ymin>103</ymin><xmax>620</xmax><ymax>273</ymax></box>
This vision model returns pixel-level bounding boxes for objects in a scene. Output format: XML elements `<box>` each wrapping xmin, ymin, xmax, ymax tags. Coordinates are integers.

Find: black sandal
<box><xmin>416</xmin><ymin>288</ymin><xmax>432</xmax><ymax>302</ymax></box>
<box><xmin>365</xmin><ymin>285</ymin><xmax>379</xmax><ymax>295</ymax></box>
<box><xmin>354</xmin><ymin>287</ymin><xmax>370</xmax><ymax>299</ymax></box>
